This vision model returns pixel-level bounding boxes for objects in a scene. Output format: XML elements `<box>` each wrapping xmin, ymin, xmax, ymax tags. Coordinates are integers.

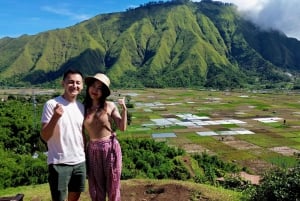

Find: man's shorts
<box><xmin>48</xmin><ymin>162</ymin><xmax>86</xmax><ymax>201</ymax></box>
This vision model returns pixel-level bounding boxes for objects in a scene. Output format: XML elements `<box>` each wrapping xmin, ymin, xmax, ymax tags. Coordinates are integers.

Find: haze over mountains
<box><xmin>215</xmin><ymin>0</ymin><xmax>300</xmax><ymax>40</ymax></box>
<box><xmin>1</xmin><ymin>0</ymin><xmax>300</xmax><ymax>89</ymax></box>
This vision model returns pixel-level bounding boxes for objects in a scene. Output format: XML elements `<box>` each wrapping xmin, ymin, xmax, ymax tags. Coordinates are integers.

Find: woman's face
<box><xmin>88</xmin><ymin>80</ymin><xmax>103</xmax><ymax>100</ymax></box>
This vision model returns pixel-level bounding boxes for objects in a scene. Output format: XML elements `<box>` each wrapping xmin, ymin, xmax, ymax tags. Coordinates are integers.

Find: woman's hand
<box><xmin>117</xmin><ymin>97</ymin><xmax>127</xmax><ymax>110</ymax></box>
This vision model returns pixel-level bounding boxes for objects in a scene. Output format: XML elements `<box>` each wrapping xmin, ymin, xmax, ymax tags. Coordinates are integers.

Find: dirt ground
<box><xmin>27</xmin><ymin>181</ymin><xmax>201</xmax><ymax>201</ymax></box>
<box><xmin>120</xmin><ymin>182</ymin><xmax>200</xmax><ymax>201</ymax></box>
<box><xmin>68</xmin><ymin>180</ymin><xmax>211</xmax><ymax>201</ymax></box>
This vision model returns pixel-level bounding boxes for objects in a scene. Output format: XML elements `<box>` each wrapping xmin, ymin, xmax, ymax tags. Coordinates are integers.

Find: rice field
<box><xmin>2</xmin><ymin>87</ymin><xmax>300</xmax><ymax>175</ymax></box>
<box><xmin>115</xmin><ymin>88</ymin><xmax>300</xmax><ymax>174</ymax></box>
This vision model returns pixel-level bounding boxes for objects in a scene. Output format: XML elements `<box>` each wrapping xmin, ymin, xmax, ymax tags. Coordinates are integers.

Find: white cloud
<box><xmin>42</xmin><ymin>5</ymin><xmax>90</xmax><ymax>21</ymax></box>
<box><xmin>210</xmin><ymin>0</ymin><xmax>300</xmax><ymax>40</ymax></box>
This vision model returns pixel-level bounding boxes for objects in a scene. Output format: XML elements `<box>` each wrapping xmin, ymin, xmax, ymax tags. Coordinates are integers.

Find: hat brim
<box><xmin>85</xmin><ymin>76</ymin><xmax>111</xmax><ymax>96</ymax></box>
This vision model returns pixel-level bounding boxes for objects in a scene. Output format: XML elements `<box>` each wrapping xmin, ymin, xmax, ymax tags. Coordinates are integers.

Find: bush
<box><xmin>249</xmin><ymin>163</ymin><xmax>300</xmax><ymax>201</ymax></box>
<box><xmin>120</xmin><ymin>138</ymin><xmax>188</xmax><ymax>180</ymax></box>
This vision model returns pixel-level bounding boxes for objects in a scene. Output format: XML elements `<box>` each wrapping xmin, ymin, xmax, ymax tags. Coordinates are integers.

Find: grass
<box><xmin>236</xmin><ymin>134</ymin><xmax>290</xmax><ymax>148</ymax></box>
<box><xmin>266</xmin><ymin>156</ymin><xmax>298</xmax><ymax>168</ymax></box>
<box><xmin>0</xmin><ymin>183</ymin><xmax>52</xmax><ymax>201</ymax></box>
<box><xmin>1</xmin><ymin>88</ymin><xmax>300</xmax><ymax>199</ymax></box>
<box><xmin>187</xmin><ymin>135</ymin><xmax>236</xmax><ymax>153</ymax></box>
<box><xmin>0</xmin><ymin>179</ymin><xmax>243</xmax><ymax>201</ymax></box>
<box><xmin>221</xmin><ymin>150</ymin><xmax>257</xmax><ymax>162</ymax></box>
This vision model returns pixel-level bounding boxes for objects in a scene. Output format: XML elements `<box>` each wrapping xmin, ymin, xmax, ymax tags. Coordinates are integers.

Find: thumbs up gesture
<box><xmin>117</xmin><ymin>97</ymin><xmax>127</xmax><ymax>110</ymax></box>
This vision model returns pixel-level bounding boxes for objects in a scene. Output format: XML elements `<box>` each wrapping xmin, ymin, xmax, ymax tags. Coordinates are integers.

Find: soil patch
<box><xmin>181</xmin><ymin>143</ymin><xmax>214</xmax><ymax>154</ymax></box>
<box><xmin>222</xmin><ymin>140</ymin><xmax>260</xmax><ymax>150</ymax></box>
<box><xmin>240</xmin><ymin>172</ymin><xmax>260</xmax><ymax>185</ymax></box>
<box><xmin>120</xmin><ymin>180</ymin><xmax>210</xmax><ymax>201</ymax></box>
<box><xmin>269</xmin><ymin>146</ymin><xmax>300</xmax><ymax>156</ymax></box>
<box><xmin>242</xmin><ymin>159</ymin><xmax>273</xmax><ymax>175</ymax></box>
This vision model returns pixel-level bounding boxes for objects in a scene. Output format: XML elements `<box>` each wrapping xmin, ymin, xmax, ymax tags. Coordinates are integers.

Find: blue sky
<box><xmin>0</xmin><ymin>0</ymin><xmax>164</xmax><ymax>38</ymax></box>
<box><xmin>1</xmin><ymin>0</ymin><xmax>300</xmax><ymax>40</ymax></box>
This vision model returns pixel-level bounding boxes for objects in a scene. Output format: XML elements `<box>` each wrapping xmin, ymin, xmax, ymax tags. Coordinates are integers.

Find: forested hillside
<box><xmin>1</xmin><ymin>0</ymin><xmax>300</xmax><ymax>89</ymax></box>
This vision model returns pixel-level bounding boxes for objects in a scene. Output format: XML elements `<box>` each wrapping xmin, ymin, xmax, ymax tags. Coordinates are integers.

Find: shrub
<box><xmin>248</xmin><ymin>163</ymin><xmax>300</xmax><ymax>201</ymax></box>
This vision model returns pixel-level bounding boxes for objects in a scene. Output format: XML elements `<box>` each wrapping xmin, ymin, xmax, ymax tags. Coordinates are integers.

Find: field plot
<box><xmin>117</xmin><ymin>88</ymin><xmax>300</xmax><ymax>175</ymax></box>
<box><xmin>2</xmin><ymin>88</ymin><xmax>299</xmax><ymax>176</ymax></box>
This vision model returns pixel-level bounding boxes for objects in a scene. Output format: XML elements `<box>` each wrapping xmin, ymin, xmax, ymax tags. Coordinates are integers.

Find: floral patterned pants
<box><xmin>87</xmin><ymin>134</ymin><xmax>122</xmax><ymax>201</ymax></box>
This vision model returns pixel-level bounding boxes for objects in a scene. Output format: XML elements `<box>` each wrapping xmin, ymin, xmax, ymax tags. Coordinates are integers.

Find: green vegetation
<box><xmin>1</xmin><ymin>88</ymin><xmax>300</xmax><ymax>200</ymax></box>
<box><xmin>247</xmin><ymin>162</ymin><xmax>300</xmax><ymax>201</ymax></box>
<box><xmin>0</xmin><ymin>95</ymin><xmax>241</xmax><ymax>190</ymax></box>
<box><xmin>0</xmin><ymin>179</ymin><xmax>243</xmax><ymax>201</ymax></box>
<box><xmin>0</xmin><ymin>0</ymin><xmax>299</xmax><ymax>90</ymax></box>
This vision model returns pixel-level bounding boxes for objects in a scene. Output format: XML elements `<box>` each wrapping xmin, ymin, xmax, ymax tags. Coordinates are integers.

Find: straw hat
<box><xmin>85</xmin><ymin>73</ymin><xmax>111</xmax><ymax>96</ymax></box>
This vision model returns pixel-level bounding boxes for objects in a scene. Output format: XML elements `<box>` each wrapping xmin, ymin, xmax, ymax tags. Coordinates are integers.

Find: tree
<box><xmin>249</xmin><ymin>163</ymin><xmax>300</xmax><ymax>201</ymax></box>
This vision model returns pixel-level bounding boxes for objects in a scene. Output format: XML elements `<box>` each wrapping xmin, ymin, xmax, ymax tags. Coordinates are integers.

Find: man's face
<box><xmin>62</xmin><ymin>73</ymin><xmax>83</xmax><ymax>98</ymax></box>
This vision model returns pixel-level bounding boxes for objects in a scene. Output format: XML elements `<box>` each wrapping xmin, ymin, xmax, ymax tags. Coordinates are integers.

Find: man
<box><xmin>41</xmin><ymin>69</ymin><xmax>86</xmax><ymax>201</ymax></box>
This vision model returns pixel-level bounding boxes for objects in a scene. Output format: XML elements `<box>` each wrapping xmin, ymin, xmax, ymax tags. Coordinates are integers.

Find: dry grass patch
<box><xmin>269</xmin><ymin>146</ymin><xmax>300</xmax><ymax>156</ymax></box>
<box><xmin>222</xmin><ymin>139</ymin><xmax>260</xmax><ymax>150</ymax></box>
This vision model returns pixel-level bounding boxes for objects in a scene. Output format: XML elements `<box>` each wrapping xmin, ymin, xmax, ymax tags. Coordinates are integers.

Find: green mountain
<box><xmin>0</xmin><ymin>0</ymin><xmax>299</xmax><ymax>89</ymax></box>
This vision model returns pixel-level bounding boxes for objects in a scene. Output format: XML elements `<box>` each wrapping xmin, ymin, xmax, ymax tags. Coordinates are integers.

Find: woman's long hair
<box><xmin>83</xmin><ymin>78</ymin><xmax>110</xmax><ymax>115</ymax></box>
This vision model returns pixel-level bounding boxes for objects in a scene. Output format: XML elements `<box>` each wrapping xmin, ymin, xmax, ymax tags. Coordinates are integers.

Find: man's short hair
<box><xmin>63</xmin><ymin>69</ymin><xmax>83</xmax><ymax>80</ymax></box>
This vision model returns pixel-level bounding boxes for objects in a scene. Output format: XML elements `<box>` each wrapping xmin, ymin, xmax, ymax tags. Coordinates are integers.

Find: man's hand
<box><xmin>41</xmin><ymin>103</ymin><xmax>64</xmax><ymax>142</ymax></box>
<box><xmin>54</xmin><ymin>103</ymin><xmax>64</xmax><ymax>117</ymax></box>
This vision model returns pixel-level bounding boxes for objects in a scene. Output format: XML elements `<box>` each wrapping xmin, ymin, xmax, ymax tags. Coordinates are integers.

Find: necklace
<box><xmin>91</xmin><ymin>105</ymin><xmax>100</xmax><ymax>111</ymax></box>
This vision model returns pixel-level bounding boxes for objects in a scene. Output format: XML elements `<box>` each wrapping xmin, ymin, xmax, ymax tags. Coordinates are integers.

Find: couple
<box><xmin>40</xmin><ymin>69</ymin><xmax>127</xmax><ymax>201</ymax></box>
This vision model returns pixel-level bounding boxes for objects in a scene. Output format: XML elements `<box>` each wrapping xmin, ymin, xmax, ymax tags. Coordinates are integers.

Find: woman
<box><xmin>83</xmin><ymin>73</ymin><xmax>127</xmax><ymax>201</ymax></box>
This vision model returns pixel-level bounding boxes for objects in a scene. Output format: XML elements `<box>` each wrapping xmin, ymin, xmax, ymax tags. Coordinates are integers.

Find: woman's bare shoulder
<box><xmin>105</xmin><ymin>101</ymin><xmax>117</xmax><ymax>110</ymax></box>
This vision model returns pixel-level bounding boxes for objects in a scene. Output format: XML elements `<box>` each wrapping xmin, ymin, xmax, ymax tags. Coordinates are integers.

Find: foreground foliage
<box><xmin>1</xmin><ymin>94</ymin><xmax>300</xmax><ymax>200</ymax></box>
<box><xmin>0</xmin><ymin>96</ymin><xmax>241</xmax><ymax>189</ymax></box>
<box><xmin>248</xmin><ymin>162</ymin><xmax>300</xmax><ymax>201</ymax></box>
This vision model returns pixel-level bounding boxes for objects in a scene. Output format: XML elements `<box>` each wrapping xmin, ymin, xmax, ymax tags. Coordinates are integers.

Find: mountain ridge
<box><xmin>0</xmin><ymin>0</ymin><xmax>299</xmax><ymax>89</ymax></box>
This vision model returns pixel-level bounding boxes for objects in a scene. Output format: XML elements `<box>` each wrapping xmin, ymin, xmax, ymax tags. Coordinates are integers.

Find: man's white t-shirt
<box><xmin>41</xmin><ymin>96</ymin><xmax>85</xmax><ymax>165</ymax></box>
